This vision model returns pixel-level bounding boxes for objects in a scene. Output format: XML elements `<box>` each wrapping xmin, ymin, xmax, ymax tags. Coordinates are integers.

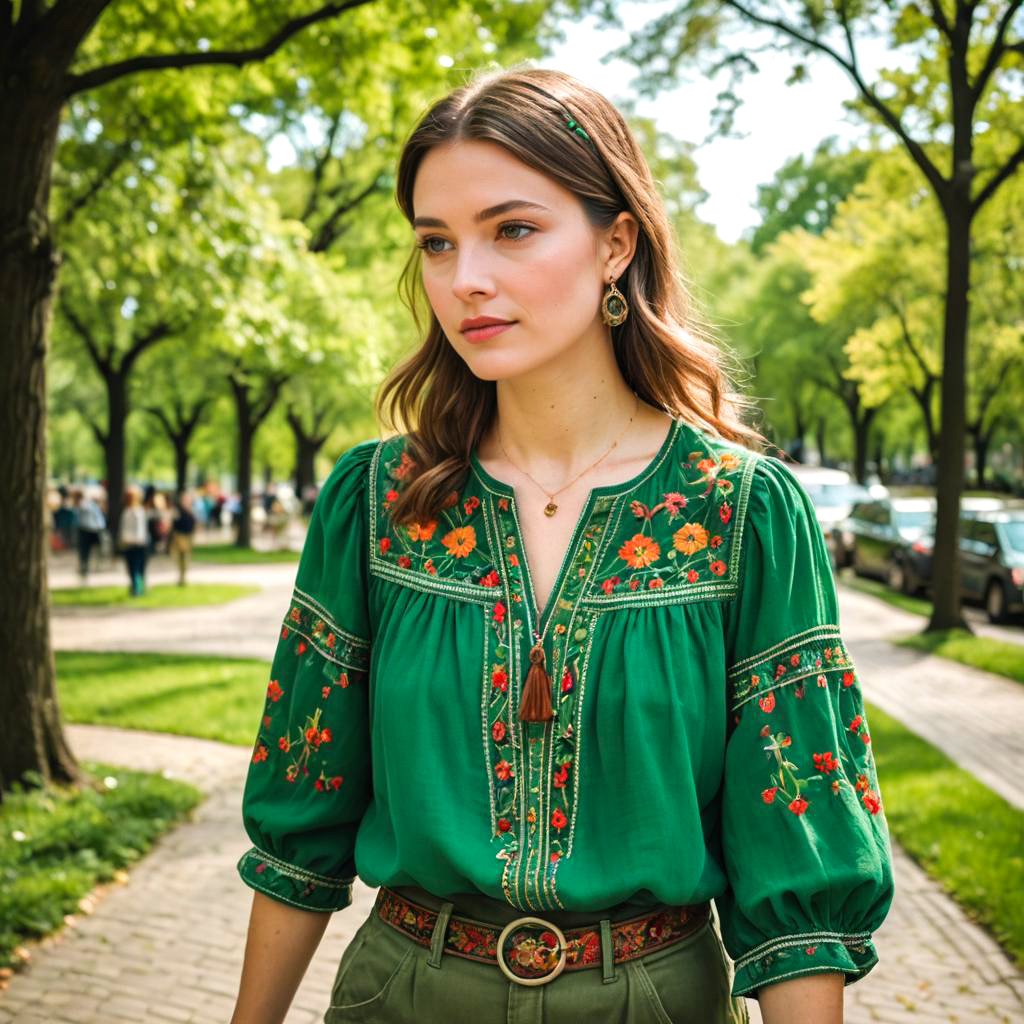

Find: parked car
<box><xmin>843</xmin><ymin>497</ymin><xmax>936</xmax><ymax>593</ymax></box>
<box><xmin>786</xmin><ymin>465</ymin><xmax>875</xmax><ymax>568</ymax></box>
<box><xmin>956</xmin><ymin>509</ymin><xmax>1024</xmax><ymax>622</ymax></box>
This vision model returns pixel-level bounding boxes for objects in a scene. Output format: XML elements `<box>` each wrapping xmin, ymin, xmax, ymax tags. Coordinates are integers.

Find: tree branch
<box><xmin>121</xmin><ymin>320</ymin><xmax>177</xmax><ymax>376</ymax></box>
<box><xmin>300</xmin><ymin>110</ymin><xmax>344</xmax><ymax>224</ymax></box>
<box><xmin>60</xmin><ymin>304</ymin><xmax>109</xmax><ymax>373</ymax></box>
<box><xmin>970</xmin><ymin>0</ymin><xmax>1023</xmax><ymax>106</ymax></box>
<box><xmin>971</xmin><ymin>137</ymin><xmax>1024</xmax><ymax>215</ymax></box>
<box><xmin>309</xmin><ymin>173</ymin><xmax>383</xmax><ymax>252</ymax></box>
<box><xmin>721</xmin><ymin>0</ymin><xmax>949</xmax><ymax>201</ymax></box>
<box><xmin>59</xmin><ymin>139</ymin><xmax>134</xmax><ymax>228</ymax></box>
<box><xmin>64</xmin><ymin>0</ymin><xmax>376</xmax><ymax>98</ymax></box>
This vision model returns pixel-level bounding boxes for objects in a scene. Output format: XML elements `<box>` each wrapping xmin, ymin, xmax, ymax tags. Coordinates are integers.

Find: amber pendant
<box><xmin>543</xmin><ymin>502</ymin><xmax>558</xmax><ymax>517</ymax></box>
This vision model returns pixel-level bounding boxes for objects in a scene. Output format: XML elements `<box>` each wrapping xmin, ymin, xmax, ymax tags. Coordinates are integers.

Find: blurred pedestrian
<box><xmin>73</xmin><ymin>487</ymin><xmax>106</xmax><ymax>582</ymax></box>
<box><xmin>53</xmin><ymin>485</ymin><xmax>76</xmax><ymax>551</ymax></box>
<box><xmin>119</xmin><ymin>486</ymin><xmax>149</xmax><ymax>597</ymax></box>
<box><xmin>169</xmin><ymin>493</ymin><xmax>197</xmax><ymax>586</ymax></box>
<box><xmin>144</xmin><ymin>488</ymin><xmax>170</xmax><ymax>555</ymax></box>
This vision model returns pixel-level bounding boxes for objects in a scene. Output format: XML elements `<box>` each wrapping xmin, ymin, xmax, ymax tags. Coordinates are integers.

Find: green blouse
<box><xmin>237</xmin><ymin>417</ymin><xmax>894</xmax><ymax>998</ymax></box>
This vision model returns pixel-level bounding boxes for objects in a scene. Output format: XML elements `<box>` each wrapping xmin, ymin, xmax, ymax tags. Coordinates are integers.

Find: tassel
<box><xmin>518</xmin><ymin>641</ymin><xmax>555</xmax><ymax>722</ymax></box>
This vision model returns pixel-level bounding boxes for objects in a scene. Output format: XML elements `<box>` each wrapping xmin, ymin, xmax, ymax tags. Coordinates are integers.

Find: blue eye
<box><xmin>415</xmin><ymin>222</ymin><xmax>536</xmax><ymax>255</ymax></box>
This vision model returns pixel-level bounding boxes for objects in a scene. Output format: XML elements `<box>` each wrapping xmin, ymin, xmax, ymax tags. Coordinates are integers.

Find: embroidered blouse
<box><xmin>236</xmin><ymin>416</ymin><xmax>894</xmax><ymax>998</ymax></box>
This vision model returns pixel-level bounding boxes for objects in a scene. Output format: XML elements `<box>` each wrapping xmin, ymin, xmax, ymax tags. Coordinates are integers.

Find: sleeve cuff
<box><xmin>237</xmin><ymin>846</ymin><xmax>354</xmax><ymax>913</ymax></box>
<box><xmin>731</xmin><ymin>930</ymin><xmax>879</xmax><ymax>998</ymax></box>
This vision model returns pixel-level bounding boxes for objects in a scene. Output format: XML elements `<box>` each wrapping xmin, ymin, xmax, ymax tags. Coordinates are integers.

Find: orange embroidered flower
<box><xmin>339</xmin><ymin>672</ymin><xmax>350</xmax><ymax>689</ymax></box>
<box><xmin>719</xmin><ymin>452</ymin><xmax>740</xmax><ymax>470</ymax></box>
<box><xmin>407</xmin><ymin>519</ymin><xmax>437</xmax><ymax>542</ymax></box>
<box><xmin>251</xmin><ymin>744</ymin><xmax>268</xmax><ymax>764</ymax></box>
<box><xmin>686</xmin><ymin>568</ymin><xmax>699</xmax><ymax>582</ymax></box>
<box><xmin>856</xmin><ymin>774</ymin><xmax>870</xmax><ymax>792</ymax></box>
<box><xmin>443</xmin><ymin>525</ymin><xmax>477</xmax><ymax>558</ymax></box>
<box><xmin>278</xmin><ymin>737</ymin><xmax>290</xmax><ymax>751</ymax></box>
<box><xmin>649</xmin><ymin>577</ymin><xmax>664</xmax><ymax>589</ymax></box>
<box><xmin>508</xmin><ymin>553</ymin><xmax>519</xmax><ymax>567</ymax></box>
<box><xmin>619</xmin><ymin>533</ymin><xmax>661</xmax><ymax>568</ymax></box>
<box><xmin>392</xmin><ymin>451</ymin><xmax>415</xmax><ymax>479</ymax></box>
<box><xmin>673</xmin><ymin>521</ymin><xmax>709</xmax><ymax>555</ymax></box>
<box><xmin>696</xmin><ymin>458</ymin><xmax>717</xmax><ymax>474</ymax></box>
<box><xmin>710</xmin><ymin>559</ymin><xmax>727</xmax><ymax>576</ymax></box>
<box><xmin>267</xmin><ymin>680</ymin><xmax>283</xmax><ymax>702</ymax></box>
<box><xmin>497</xmin><ymin>498</ymin><xmax>509</xmax><ymax>511</ymax></box>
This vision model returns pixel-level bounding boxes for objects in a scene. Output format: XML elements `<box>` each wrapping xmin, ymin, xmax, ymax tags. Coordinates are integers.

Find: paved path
<box><xmin>1</xmin><ymin>568</ymin><xmax>1020</xmax><ymax>1022</ymax></box>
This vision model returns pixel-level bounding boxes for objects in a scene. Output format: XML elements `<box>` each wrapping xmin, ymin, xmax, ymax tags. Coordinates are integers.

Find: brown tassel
<box><xmin>518</xmin><ymin>641</ymin><xmax>555</xmax><ymax>722</ymax></box>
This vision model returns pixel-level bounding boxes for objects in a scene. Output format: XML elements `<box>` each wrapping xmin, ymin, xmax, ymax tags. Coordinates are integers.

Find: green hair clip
<box><xmin>565</xmin><ymin>116</ymin><xmax>596</xmax><ymax>151</ymax></box>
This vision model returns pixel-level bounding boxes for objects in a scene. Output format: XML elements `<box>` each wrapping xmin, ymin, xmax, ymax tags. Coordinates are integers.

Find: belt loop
<box><xmin>599</xmin><ymin>917</ymin><xmax>617</xmax><ymax>984</ymax></box>
<box><xmin>427</xmin><ymin>901</ymin><xmax>455</xmax><ymax>969</ymax></box>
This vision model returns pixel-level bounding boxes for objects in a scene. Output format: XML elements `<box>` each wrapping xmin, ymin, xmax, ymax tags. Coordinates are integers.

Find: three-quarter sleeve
<box><xmin>718</xmin><ymin>455</ymin><xmax>895</xmax><ymax>998</ymax></box>
<box><xmin>236</xmin><ymin>439</ymin><xmax>378</xmax><ymax>912</ymax></box>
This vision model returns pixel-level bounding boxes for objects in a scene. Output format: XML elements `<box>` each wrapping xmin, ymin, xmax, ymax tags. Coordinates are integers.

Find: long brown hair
<box><xmin>378</xmin><ymin>63</ymin><xmax>767</xmax><ymax>526</ymax></box>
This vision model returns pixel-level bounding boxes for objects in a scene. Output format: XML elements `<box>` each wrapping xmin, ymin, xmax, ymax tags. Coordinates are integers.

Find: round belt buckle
<box><xmin>496</xmin><ymin>916</ymin><xmax>568</xmax><ymax>986</ymax></box>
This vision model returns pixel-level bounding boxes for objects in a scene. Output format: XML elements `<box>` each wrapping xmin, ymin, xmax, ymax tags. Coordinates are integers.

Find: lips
<box><xmin>460</xmin><ymin>317</ymin><xmax>514</xmax><ymax>333</ymax></box>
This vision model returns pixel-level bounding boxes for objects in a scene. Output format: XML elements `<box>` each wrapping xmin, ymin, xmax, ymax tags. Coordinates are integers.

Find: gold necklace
<box><xmin>496</xmin><ymin>391</ymin><xmax>640</xmax><ymax>517</ymax></box>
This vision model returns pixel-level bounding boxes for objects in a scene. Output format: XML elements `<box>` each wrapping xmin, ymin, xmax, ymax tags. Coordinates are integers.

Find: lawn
<box><xmin>0</xmin><ymin>761</ymin><xmax>202</xmax><ymax>971</ymax></box>
<box><xmin>50</xmin><ymin>582</ymin><xmax>260</xmax><ymax>608</ymax></box>
<box><xmin>55</xmin><ymin>650</ymin><xmax>270</xmax><ymax>746</ymax></box>
<box><xmin>190</xmin><ymin>543</ymin><xmax>300</xmax><ymax>564</ymax></box>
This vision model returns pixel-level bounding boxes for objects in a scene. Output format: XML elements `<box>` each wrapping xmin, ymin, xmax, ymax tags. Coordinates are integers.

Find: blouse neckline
<box><xmin>468</xmin><ymin>415</ymin><xmax>682</xmax><ymax>501</ymax></box>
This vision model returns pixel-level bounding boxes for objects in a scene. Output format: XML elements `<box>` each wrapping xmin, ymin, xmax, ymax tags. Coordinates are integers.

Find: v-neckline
<box><xmin>469</xmin><ymin>417</ymin><xmax>681</xmax><ymax>637</ymax></box>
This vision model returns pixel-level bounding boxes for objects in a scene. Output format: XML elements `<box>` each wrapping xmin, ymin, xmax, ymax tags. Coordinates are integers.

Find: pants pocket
<box><xmin>627</xmin><ymin>919</ymin><xmax>739</xmax><ymax>1024</ymax></box>
<box><xmin>325</xmin><ymin>916</ymin><xmax>416</xmax><ymax>1022</ymax></box>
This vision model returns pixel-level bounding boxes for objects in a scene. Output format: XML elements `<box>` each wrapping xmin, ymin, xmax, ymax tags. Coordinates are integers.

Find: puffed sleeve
<box><xmin>718</xmin><ymin>454</ymin><xmax>895</xmax><ymax>997</ymax></box>
<box><xmin>236</xmin><ymin>439</ymin><xmax>378</xmax><ymax>912</ymax></box>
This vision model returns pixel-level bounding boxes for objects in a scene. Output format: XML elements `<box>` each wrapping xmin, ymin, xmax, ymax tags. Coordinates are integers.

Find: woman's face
<box><xmin>411</xmin><ymin>139</ymin><xmax>631</xmax><ymax>381</ymax></box>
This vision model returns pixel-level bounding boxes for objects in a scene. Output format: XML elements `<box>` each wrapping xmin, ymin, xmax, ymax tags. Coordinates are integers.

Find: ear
<box><xmin>602</xmin><ymin>211</ymin><xmax>639</xmax><ymax>279</ymax></box>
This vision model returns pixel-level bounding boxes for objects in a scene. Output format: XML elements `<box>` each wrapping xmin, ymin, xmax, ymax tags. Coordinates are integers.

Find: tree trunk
<box><xmin>850</xmin><ymin>407</ymin><xmax>874</xmax><ymax>485</ymax></box>
<box><xmin>102</xmin><ymin>369</ymin><xmax>128</xmax><ymax>548</ymax></box>
<box><xmin>175</xmin><ymin>437</ymin><xmax>189</xmax><ymax>496</ymax></box>
<box><xmin>928</xmin><ymin>197</ymin><xmax>971</xmax><ymax>632</ymax></box>
<box><xmin>0</xmin><ymin>90</ymin><xmax>80</xmax><ymax>795</ymax></box>
<box><xmin>816</xmin><ymin>417</ymin><xmax>826</xmax><ymax>466</ymax></box>
<box><xmin>234</xmin><ymin>392</ymin><xmax>254</xmax><ymax>549</ymax></box>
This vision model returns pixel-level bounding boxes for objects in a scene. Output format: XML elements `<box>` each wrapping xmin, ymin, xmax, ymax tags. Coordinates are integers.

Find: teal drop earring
<box><xmin>601</xmin><ymin>278</ymin><xmax>629</xmax><ymax>327</ymax></box>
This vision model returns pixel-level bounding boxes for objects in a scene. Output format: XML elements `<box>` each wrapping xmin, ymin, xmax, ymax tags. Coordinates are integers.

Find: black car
<box><xmin>956</xmin><ymin>510</ymin><xmax>1024</xmax><ymax>622</ymax></box>
<box><xmin>844</xmin><ymin>497</ymin><xmax>936</xmax><ymax>594</ymax></box>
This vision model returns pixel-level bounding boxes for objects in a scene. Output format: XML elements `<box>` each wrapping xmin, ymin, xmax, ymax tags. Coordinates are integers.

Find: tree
<box><xmin>606</xmin><ymin>0</ymin><xmax>1024</xmax><ymax>632</ymax></box>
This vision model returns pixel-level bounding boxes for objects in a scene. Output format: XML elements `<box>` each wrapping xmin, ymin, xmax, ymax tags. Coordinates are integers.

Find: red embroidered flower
<box><xmin>561</xmin><ymin>669</ymin><xmax>573</xmax><ymax>693</ymax></box>
<box><xmin>289</xmin><ymin>607</ymin><xmax>301</xmax><ymax>623</ymax></box>
<box><xmin>813</xmin><ymin>751</ymin><xmax>839</xmax><ymax>774</ymax></box>
<box><xmin>278</xmin><ymin>736</ymin><xmax>290</xmax><ymax>751</ymax></box>
<box><xmin>762</xmin><ymin>786</ymin><xmax>778</xmax><ymax>804</ymax></box>
<box><xmin>326</xmin><ymin>633</ymin><xmax>336</xmax><ymax>649</ymax></box>
<box><xmin>251</xmin><ymin>744</ymin><xmax>268</xmax><ymax>764</ymax></box>
<box><xmin>759</xmin><ymin>692</ymin><xmax>775</xmax><ymax>713</ymax></box>
<box><xmin>794</xmin><ymin>684</ymin><xmax>806</xmax><ymax>699</ymax></box>
<box><xmin>540</xmin><ymin>931</ymin><xmax>558</xmax><ymax>948</ymax></box>
<box><xmin>340</xmin><ymin>672</ymin><xmax>350</xmax><ymax>689</ymax></box>
<box><xmin>551</xmin><ymin>808</ymin><xmax>567</xmax><ymax>832</ymax></box>
<box><xmin>379</xmin><ymin>537</ymin><xmax>391</xmax><ymax>554</ymax></box>
<box><xmin>306</xmin><ymin>725</ymin><xmax>320</xmax><ymax>747</ymax></box>
<box><xmin>280</xmin><ymin>626</ymin><xmax>289</xmax><ymax>639</ymax></box>
<box><xmin>861</xmin><ymin>790</ymin><xmax>881</xmax><ymax>814</ymax></box>
<box><xmin>774</xmin><ymin>662</ymin><xmax>786</xmax><ymax>679</ymax></box>
<box><xmin>817</xmin><ymin>674</ymin><xmax>827</xmax><ymax>687</ymax></box>
<box><xmin>711</xmin><ymin>534</ymin><xmax>723</xmax><ymax>548</ymax></box>
<box><xmin>790</xmin><ymin>653</ymin><xmax>800</xmax><ymax>667</ymax></box>
<box><xmin>492</xmin><ymin>668</ymin><xmax>508</xmax><ymax>692</ymax></box>
<box><xmin>498</xmin><ymin>498</ymin><xmax>509</xmax><ymax>511</ymax></box>
<box><xmin>550</xmin><ymin>851</ymin><xmax>561</xmax><ymax>863</ymax></box>
<box><xmin>480</xmin><ymin>569</ymin><xmax>501</xmax><ymax>588</ymax></box>
<box><xmin>649</xmin><ymin>577</ymin><xmax>664</xmax><ymax>589</ymax></box>
<box><xmin>267</xmin><ymin>680</ymin><xmax>283</xmax><ymax>702</ymax></box>
<box><xmin>709</xmin><ymin>559</ymin><xmax>727</xmax><ymax>576</ymax></box>
<box><xmin>493</xmin><ymin>602</ymin><xmax>506</xmax><ymax>623</ymax></box>
<box><xmin>849</xmin><ymin>714</ymin><xmax>863</xmax><ymax>732</ymax></box>
<box><xmin>601</xmin><ymin>575</ymin><xmax>621</xmax><ymax>594</ymax></box>
<box><xmin>320</xmin><ymin>728</ymin><xmax>332</xmax><ymax>743</ymax></box>
<box><xmin>856</xmin><ymin>774</ymin><xmax>869</xmax><ymax>792</ymax></box>
<box><xmin>719</xmin><ymin>502</ymin><xmax>732</xmax><ymax>525</ymax></box>
<box><xmin>805</xmin><ymin>946</ymin><xmax>817</xmax><ymax>955</ymax></box>
<box><xmin>495</xmin><ymin>759</ymin><xmax>513</xmax><ymax>780</ymax></box>
<box><xmin>425</xmin><ymin>559</ymin><xmax>437</xmax><ymax>575</ymax></box>
<box><xmin>262</xmin><ymin>715</ymin><xmax>271</xmax><ymax>728</ymax></box>
<box><xmin>861</xmin><ymin>732</ymin><xmax>871</xmax><ymax>744</ymax></box>
<box><xmin>508</xmin><ymin>553</ymin><xmax>519</xmax><ymax>567</ymax></box>
<box><xmin>629</xmin><ymin>580</ymin><xmax>641</xmax><ymax>590</ymax></box>
<box><xmin>843</xmin><ymin>671</ymin><xmax>856</xmax><ymax>688</ymax></box>
<box><xmin>780</xmin><ymin>735</ymin><xmax>792</xmax><ymax>747</ymax></box>
<box><xmin>759</xmin><ymin>724</ymin><xmax>772</xmax><ymax>737</ymax></box>
<box><xmin>315</xmin><ymin>778</ymin><xmax>325</xmax><ymax>792</ymax></box>
<box><xmin>553</xmin><ymin>763</ymin><xmax>569</xmax><ymax>788</ymax></box>
<box><xmin>297</xmin><ymin>640</ymin><xmax>307</xmax><ymax>655</ymax></box>
<box><xmin>788</xmin><ymin>797</ymin><xmax>809</xmax><ymax>815</ymax></box>
<box><xmin>330</xmin><ymin>775</ymin><xmax>343</xmax><ymax>790</ymax></box>
<box><xmin>687</xmin><ymin>569</ymin><xmax>699</xmax><ymax>583</ymax></box>
<box><xmin>497</xmin><ymin>818</ymin><xmax>511</xmax><ymax>833</ymax></box>
<box><xmin>397</xmin><ymin>555</ymin><xmax>412</xmax><ymax>569</ymax></box>
<box><xmin>463</xmin><ymin>495</ymin><xmax>481</xmax><ymax>516</ymax></box>
<box><xmin>492</xmin><ymin>720</ymin><xmax>507</xmax><ymax>743</ymax></box>
<box><xmin>322</xmin><ymin>685</ymin><xmax>331</xmax><ymax>699</ymax></box>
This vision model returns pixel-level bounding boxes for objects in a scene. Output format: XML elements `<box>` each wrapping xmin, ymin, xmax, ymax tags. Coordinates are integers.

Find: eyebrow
<box><xmin>412</xmin><ymin>200</ymin><xmax>550</xmax><ymax>230</ymax></box>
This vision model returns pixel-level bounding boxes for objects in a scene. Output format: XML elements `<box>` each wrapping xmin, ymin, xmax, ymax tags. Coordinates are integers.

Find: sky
<box><xmin>539</xmin><ymin>3</ymin><xmax>905</xmax><ymax>243</ymax></box>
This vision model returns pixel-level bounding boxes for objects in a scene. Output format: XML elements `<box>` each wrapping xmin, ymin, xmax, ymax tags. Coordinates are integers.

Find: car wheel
<box><xmin>985</xmin><ymin>580</ymin><xmax>1009</xmax><ymax>624</ymax></box>
<box><xmin>887</xmin><ymin>560</ymin><xmax>905</xmax><ymax>594</ymax></box>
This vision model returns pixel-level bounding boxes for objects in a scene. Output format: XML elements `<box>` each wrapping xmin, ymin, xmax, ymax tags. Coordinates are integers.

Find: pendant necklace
<box><xmin>496</xmin><ymin>390</ymin><xmax>640</xmax><ymax>518</ymax></box>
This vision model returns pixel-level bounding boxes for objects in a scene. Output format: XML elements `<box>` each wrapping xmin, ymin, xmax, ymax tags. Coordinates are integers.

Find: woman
<box><xmin>169</xmin><ymin>493</ymin><xmax>197</xmax><ymax>586</ymax></box>
<box><xmin>230</xmin><ymin>66</ymin><xmax>893</xmax><ymax>1024</ymax></box>
<box><xmin>119</xmin><ymin>486</ymin><xmax>149</xmax><ymax>597</ymax></box>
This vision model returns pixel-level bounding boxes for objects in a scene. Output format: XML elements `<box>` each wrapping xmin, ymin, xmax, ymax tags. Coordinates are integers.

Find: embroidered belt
<box><xmin>375</xmin><ymin>885</ymin><xmax>711</xmax><ymax>986</ymax></box>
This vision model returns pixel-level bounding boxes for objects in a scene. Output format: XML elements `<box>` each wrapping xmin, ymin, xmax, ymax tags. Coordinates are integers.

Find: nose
<box><xmin>450</xmin><ymin>242</ymin><xmax>497</xmax><ymax>303</ymax></box>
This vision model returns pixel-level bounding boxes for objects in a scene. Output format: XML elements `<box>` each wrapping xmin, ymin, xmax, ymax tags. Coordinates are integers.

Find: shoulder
<box><xmin>313</xmin><ymin>437</ymin><xmax>382</xmax><ymax>524</ymax></box>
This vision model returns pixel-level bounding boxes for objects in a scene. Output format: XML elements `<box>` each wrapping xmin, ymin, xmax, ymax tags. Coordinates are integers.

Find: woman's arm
<box><xmin>229</xmin><ymin>890</ymin><xmax>333</xmax><ymax>1024</ymax></box>
<box><xmin>757</xmin><ymin>970</ymin><xmax>845</xmax><ymax>1024</ymax></box>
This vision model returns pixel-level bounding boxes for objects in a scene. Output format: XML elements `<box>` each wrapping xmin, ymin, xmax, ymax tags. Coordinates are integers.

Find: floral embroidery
<box><xmin>732</xmin><ymin>931</ymin><xmax>876</xmax><ymax>997</ymax></box>
<box><xmin>283</xmin><ymin>590</ymin><xmax>370</xmax><ymax>674</ymax></box>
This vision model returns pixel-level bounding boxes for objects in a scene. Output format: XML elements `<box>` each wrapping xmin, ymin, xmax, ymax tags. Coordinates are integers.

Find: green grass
<box><xmin>190</xmin><ymin>543</ymin><xmax>300</xmax><ymax>564</ymax></box>
<box><xmin>50</xmin><ymin>582</ymin><xmax>260</xmax><ymax>608</ymax></box>
<box><xmin>893</xmin><ymin>628</ymin><xmax>1024</xmax><ymax>687</ymax></box>
<box><xmin>56</xmin><ymin>651</ymin><xmax>270</xmax><ymax>746</ymax></box>
<box><xmin>838</xmin><ymin>572</ymin><xmax>932</xmax><ymax>617</ymax></box>
<box><xmin>0</xmin><ymin>760</ymin><xmax>202</xmax><ymax>970</ymax></box>
<box><xmin>867</xmin><ymin>700</ymin><xmax>1024</xmax><ymax>970</ymax></box>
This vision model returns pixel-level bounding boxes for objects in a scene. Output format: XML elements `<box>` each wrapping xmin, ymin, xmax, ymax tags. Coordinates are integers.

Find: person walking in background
<box><xmin>73</xmin><ymin>487</ymin><xmax>106</xmax><ymax>582</ymax></box>
<box><xmin>144</xmin><ymin>487</ymin><xmax>170</xmax><ymax>555</ymax></box>
<box><xmin>119</xmin><ymin>487</ymin><xmax>150</xmax><ymax>597</ymax></box>
<box><xmin>169</xmin><ymin>493</ymin><xmax>197</xmax><ymax>586</ymax></box>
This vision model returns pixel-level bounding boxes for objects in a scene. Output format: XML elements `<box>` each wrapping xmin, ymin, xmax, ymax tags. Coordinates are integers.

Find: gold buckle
<box><xmin>496</xmin><ymin>916</ymin><xmax>568</xmax><ymax>986</ymax></box>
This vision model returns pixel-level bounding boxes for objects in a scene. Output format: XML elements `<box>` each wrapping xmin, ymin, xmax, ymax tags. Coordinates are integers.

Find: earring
<box><xmin>601</xmin><ymin>278</ymin><xmax>629</xmax><ymax>326</ymax></box>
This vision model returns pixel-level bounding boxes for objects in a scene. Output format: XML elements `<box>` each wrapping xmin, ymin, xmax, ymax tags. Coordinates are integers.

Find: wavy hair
<box><xmin>377</xmin><ymin>63</ymin><xmax>767</xmax><ymax>526</ymax></box>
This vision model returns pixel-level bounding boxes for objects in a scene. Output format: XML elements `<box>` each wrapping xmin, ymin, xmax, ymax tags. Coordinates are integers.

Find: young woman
<box><xmin>119</xmin><ymin>486</ymin><xmax>150</xmax><ymax>597</ymax></box>
<box><xmin>230</xmin><ymin>65</ymin><xmax>893</xmax><ymax>1024</ymax></box>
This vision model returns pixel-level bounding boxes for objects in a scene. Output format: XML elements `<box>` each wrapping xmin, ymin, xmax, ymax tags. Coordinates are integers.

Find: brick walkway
<box><xmin>1</xmin><ymin>575</ymin><xmax>1020</xmax><ymax>1022</ymax></box>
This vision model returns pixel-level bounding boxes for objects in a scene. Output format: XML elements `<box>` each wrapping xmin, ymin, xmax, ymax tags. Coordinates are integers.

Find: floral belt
<box><xmin>375</xmin><ymin>885</ymin><xmax>711</xmax><ymax>986</ymax></box>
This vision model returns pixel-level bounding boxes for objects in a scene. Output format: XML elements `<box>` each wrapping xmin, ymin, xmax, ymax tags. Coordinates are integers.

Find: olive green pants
<box><xmin>324</xmin><ymin>886</ymin><xmax>751</xmax><ymax>1023</ymax></box>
